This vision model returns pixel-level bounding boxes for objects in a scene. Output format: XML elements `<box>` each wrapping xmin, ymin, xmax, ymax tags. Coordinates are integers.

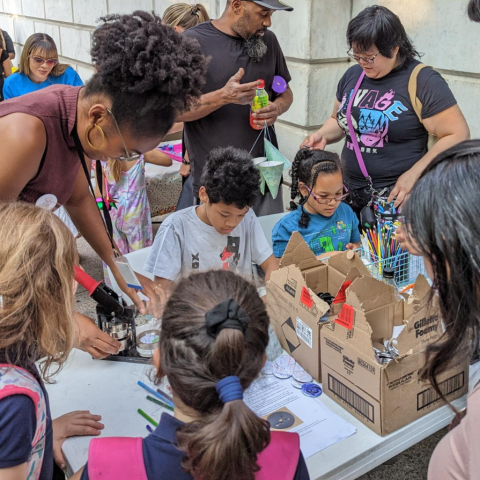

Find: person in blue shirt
<box><xmin>273</xmin><ymin>149</ymin><xmax>361</xmax><ymax>259</ymax></box>
<box><xmin>3</xmin><ymin>33</ymin><xmax>83</xmax><ymax>100</ymax></box>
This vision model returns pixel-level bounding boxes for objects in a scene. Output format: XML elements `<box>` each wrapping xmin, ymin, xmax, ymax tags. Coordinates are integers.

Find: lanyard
<box><xmin>72</xmin><ymin>126</ymin><xmax>119</xmax><ymax>256</ymax></box>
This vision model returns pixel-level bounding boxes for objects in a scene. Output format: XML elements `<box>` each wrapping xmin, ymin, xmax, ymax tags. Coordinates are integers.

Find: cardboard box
<box><xmin>267</xmin><ymin>232</ymin><xmax>371</xmax><ymax>382</ymax></box>
<box><xmin>321</xmin><ymin>275</ymin><xmax>469</xmax><ymax>436</ymax></box>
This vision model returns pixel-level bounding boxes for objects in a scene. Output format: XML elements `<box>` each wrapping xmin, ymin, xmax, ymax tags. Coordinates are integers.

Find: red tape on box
<box><xmin>301</xmin><ymin>286</ymin><xmax>313</xmax><ymax>308</ymax></box>
<box><xmin>332</xmin><ymin>281</ymin><xmax>352</xmax><ymax>304</ymax></box>
<box><xmin>335</xmin><ymin>304</ymin><xmax>354</xmax><ymax>330</ymax></box>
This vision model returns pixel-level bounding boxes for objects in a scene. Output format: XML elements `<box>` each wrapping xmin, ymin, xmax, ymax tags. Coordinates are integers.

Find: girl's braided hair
<box><xmin>289</xmin><ymin>149</ymin><xmax>342</xmax><ymax>228</ymax></box>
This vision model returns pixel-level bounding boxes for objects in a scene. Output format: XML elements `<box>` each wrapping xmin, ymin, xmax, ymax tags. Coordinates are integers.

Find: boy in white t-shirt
<box><xmin>145</xmin><ymin>147</ymin><xmax>278</xmax><ymax>291</ymax></box>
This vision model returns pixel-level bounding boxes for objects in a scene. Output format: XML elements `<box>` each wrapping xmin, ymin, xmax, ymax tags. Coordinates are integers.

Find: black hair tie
<box><xmin>205</xmin><ymin>299</ymin><xmax>250</xmax><ymax>338</ymax></box>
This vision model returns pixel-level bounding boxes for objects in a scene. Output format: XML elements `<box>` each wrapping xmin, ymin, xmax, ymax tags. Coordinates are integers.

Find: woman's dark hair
<box><xmin>85</xmin><ymin>11</ymin><xmax>206</xmax><ymax>138</ymax></box>
<box><xmin>290</xmin><ymin>149</ymin><xmax>342</xmax><ymax>228</ymax></box>
<box><xmin>403</xmin><ymin>139</ymin><xmax>480</xmax><ymax>404</ymax></box>
<box><xmin>201</xmin><ymin>146</ymin><xmax>260</xmax><ymax>209</ymax></box>
<box><xmin>468</xmin><ymin>0</ymin><xmax>480</xmax><ymax>22</ymax></box>
<box><xmin>157</xmin><ymin>270</ymin><xmax>270</xmax><ymax>480</ymax></box>
<box><xmin>347</xmin><ymin>5</ymin><xmax>420</xmax><ymax>66</ymax></box>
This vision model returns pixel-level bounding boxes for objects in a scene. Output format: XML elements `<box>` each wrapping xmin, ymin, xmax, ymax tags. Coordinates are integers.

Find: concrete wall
<box><xmin>1</xmin><ymin>0</ymin><xmax>478</xmax><ymax>162</ymax></box>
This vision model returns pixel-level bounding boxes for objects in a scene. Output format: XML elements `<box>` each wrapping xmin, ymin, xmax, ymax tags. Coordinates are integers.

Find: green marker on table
<box><xmin>137</xmin><ymin>408</ymin><xmax>158</xmax><ymax>427</ymax></box>
<box><xmin>146</xmin><ymin>395</ymin><xmax>174</xmax><ymax>412</ymax></box>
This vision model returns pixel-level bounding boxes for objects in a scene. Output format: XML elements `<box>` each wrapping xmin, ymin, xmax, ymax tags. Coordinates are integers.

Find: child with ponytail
<box><xmin>0</xmin><ymin>203</ymin><xmax>103</xmax><ymax>480</ymax></box>
<box><xmin>272</xmin><ymin>149</ymin><xmax>361</xmax><ymax>259</ymax></box>
<box><xmin>73</xmin><ymin>270</ymin><xmax>309</xmax><ymax>480</ymax></box>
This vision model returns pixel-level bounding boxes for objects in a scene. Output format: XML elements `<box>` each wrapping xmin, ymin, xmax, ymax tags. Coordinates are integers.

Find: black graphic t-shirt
<box><xmin>336</xmin><ymin>60</ymin><xmax>457</xmax><ymax>190</ymax></box>
<box><xmin>183</xmin><ymin>21</ymin><xmax>291</xmax><ymax>197</ymax></box>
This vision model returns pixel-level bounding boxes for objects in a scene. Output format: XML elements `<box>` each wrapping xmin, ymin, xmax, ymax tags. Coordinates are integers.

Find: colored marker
<box><xmin>156</xmin><ymin>387</ymin><xmax>174</xmax><ymax>404</ymax></box>
<box><xmin>146</xmin><ymin>425</ymin><xmax>153</xmax><ymax>433</ymax></box>
<box><xmin>147</xmin><ymin>395</ymin><xmax>174</xmax><ymax>412</ymax></box>
<box><xmin>137</xmin><ymin>381</ymin><xmax>174</xmax><ymax>408</ymax></box>
<box><xmin>138</xmin><ymin>408</ymin><xmax>158</xmax><ymax>427</ymax></box>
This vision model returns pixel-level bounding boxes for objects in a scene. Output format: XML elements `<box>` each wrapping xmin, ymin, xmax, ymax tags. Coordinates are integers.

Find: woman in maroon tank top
<box><xmin>0</xmin><ymin>12</ymin><xmax>206</xmax><ymax>357</ymax></box>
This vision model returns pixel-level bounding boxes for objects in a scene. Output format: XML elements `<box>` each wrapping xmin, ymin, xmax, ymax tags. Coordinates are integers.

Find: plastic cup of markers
<box><xmin>301</xmin><ymin>383</ymin><xmax>322</xmax><ymax>398</ymax></box>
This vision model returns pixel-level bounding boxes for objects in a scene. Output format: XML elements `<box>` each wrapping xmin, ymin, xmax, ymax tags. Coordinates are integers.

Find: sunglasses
<box><xmin>30</xmin><ymin>56</ymin><xmax>59</xmax><ymax>67</ymax></box>
<box><xmin>304</xmin><ymin>185</ymin><xmax>349</xmax><ymax>205</ymax></box>
<box><xmin>106</xmin><ymin>109</ymin><xmax>142</xmax><ymax>162</ymax></box>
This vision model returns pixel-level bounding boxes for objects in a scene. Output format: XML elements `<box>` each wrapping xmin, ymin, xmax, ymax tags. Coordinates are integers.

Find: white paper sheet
<box><xmin>244</xmin><ymin>375</ymin><xmax>356</xmax><ymax>458</ymax></box>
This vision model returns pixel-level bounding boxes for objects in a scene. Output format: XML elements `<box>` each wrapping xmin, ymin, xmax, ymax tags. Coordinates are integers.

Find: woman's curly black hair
<box><xmin>201</xmin><ymin>147</ymin><xmax>260</xmax><ymax>209</ymax></box>
<box><xmin>85</xmin><ymin>11</ymin><xmax>206</xmax><ymax>138</ymax></box>
<box><xmin>290</xmin><ymin>149</ymin><xmax>342</xmax><ymax>229</ymax></box>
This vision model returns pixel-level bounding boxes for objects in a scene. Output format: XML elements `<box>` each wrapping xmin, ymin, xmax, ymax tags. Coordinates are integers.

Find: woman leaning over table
<box><xmin>302</xmin><ymin>5</ymin><xmax>469</xmax><ymax>214</ymax></box>
<box><xmin>0</xmin><ymin>11</ymin><xmax>206</xmax><ymax>358</ymax></box>
<box><xmin>3</xmin><ymin>33</ymin><xmax>82</xmax><ymax>100</ymax></box>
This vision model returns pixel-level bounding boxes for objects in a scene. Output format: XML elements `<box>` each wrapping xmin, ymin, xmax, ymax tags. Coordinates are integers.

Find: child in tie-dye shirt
<box><xmin>101</xmin><ymin>149</ymin><xmax>171</xmax><ymax>285</ymax></box>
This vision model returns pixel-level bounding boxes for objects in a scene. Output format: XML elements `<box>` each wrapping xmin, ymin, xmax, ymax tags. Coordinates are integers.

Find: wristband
<box><xmin>182</xmin><ymin>159</ymin><xmax>191</xmax><ymax>165</ymax></box>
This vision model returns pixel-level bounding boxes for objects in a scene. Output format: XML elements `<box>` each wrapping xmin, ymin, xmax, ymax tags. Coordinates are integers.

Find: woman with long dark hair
<box><xmin>303</xmin><ymin>5</ymin><xmax>469</xmax><ymax>218</ymax></box>
<box><xmin>400</xmin><ymin>139</ymin><xmax>480</xmax><ymax>479</ymax></box>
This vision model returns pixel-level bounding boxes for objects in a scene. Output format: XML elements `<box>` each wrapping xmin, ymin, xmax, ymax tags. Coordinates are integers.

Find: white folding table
<box><xmin>46</xmin><ymin>350</ymin><xmax>480</xmax><ymax>479</ymax></box>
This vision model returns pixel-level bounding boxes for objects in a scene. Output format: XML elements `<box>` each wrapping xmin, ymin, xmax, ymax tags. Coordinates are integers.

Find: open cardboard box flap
<box><xmin>328</xmin><ymin>248</ymin><xmax>371</xmax><ymax>277</ymax></box>
<box><xmin>279</xmin><ymin>231</ymin><xmax>321</xmax><ymax>272</ymax></box>
<box><xmin>340</xmin><ymin>274</ymin><xmax>441</xmax><ymax>358</ymax></box>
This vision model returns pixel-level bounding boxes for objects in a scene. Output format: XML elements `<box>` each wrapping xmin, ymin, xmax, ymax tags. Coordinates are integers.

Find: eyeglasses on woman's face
<box><xmin>347</xmin><ymin>50</ymin><xmax>380</xmax><ymax>64</ymax></box>
<box><xmin>30</xmin><ymin>55</ymin><xmax>59</xmax><ymax>67</ymax></box>
<box><xmin>106</xmin><ymin>109</ymin><xmax>142</xmax><ymax>162</ymax></box>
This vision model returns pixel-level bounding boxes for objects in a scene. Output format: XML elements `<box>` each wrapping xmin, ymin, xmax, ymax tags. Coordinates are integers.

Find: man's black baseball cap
<box><xmin>243</xmin><ymin>0</ymin><xmax>294</xmax><ymax>11</ymax></box>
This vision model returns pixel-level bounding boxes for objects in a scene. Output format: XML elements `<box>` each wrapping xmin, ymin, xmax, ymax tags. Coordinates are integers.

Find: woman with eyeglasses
<box><xmin>0</xmin><ymin>11</ymin><xmax>206</xmax><ymax>358</ymax></box>
<box><xmin>3</xmin><ymin>33</ymin><xmax>83</xmax><ymax>100</ymax></box>
<box><xmin>302</xmin><ymin>5</ymin><xmax>469</xmax><ymax>223</ymax></box>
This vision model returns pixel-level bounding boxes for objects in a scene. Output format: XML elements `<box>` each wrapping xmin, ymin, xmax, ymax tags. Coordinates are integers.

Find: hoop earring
<box><xmin>85</xmin><ymin>124</ymin><xmax>105</xmax><ymax>151</ymax></box>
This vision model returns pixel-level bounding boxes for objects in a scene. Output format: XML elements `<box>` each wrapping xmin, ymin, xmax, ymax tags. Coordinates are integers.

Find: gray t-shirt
<box><xmin>144</xmin><ymin>206</ymin><xmax>273</xmax><ymax>281</ymax></box>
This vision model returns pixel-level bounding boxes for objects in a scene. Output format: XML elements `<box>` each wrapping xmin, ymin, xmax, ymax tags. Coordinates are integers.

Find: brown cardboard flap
<box><xmin>329</xmin><ymin>303</ymin><xmax>377</xmax><ymax>358</ymax></box>
<box><xmin>328</xmin><ymin>266</ymin><xmax>364</xmax><ymax>299</ymax></box>
<box><xmin>349</xmin><ymin>277</ymin><xmax>396</xmax><ymax>309</ymax></box>
<box><xmin>411</xmin><ymin>274</ymin><xmax>431</xmax><ymax>299</ymax></box>
<box><xmin>328</xmin><ymin>250</ymin><xmax>371</xmax><ymax>277</ymax></box>
<box><xmin>279</xmin><ymin>232</ymin><xmax>320</xmax><ymax>271</ymax></box>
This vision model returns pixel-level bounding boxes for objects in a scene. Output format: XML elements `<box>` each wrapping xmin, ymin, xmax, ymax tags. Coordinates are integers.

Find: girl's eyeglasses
<box><xmin>304</xmin><ymin>185</ymin><xmax>349</xmax><ymax>205</ymax></box>
<box><xmin>30</xmin><ymin>56</ymin><xmax>59</xmax><ymax>67</ymax></box>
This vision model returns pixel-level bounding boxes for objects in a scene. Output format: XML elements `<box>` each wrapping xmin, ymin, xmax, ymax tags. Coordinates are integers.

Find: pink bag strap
<box><xmin>256</xmin><ymin>431</ymin><xmax>300</xmax><ymax>480</ymax></box>
<box><xmin>345</xmin><ymin>71</ymin><xmax>372</xmax><ymax>185</ymax></box>
<box><xmin>88</xmin><ymin>437</ymin><xmax>148</xmax><ymax>480</ymax></box>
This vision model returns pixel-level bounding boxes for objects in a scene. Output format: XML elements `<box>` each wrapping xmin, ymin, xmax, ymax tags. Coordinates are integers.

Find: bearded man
<box><xmin>178</xmin><ymin>0</ymin><xmax>294</xmax><ymax>216</ymax></box>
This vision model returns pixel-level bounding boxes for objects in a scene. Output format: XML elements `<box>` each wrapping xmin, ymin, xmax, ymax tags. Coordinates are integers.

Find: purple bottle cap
<box><xmin>272</xmin><ymin>76</ymin><xmax>287</xmax><ymax>94</ymax></box>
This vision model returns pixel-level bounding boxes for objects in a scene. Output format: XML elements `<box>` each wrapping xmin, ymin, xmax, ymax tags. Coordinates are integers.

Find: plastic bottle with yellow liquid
<box><xmin>250</xmin><ymin>79</ymin><xmax>269</xmax><ymax>130</ymax></box>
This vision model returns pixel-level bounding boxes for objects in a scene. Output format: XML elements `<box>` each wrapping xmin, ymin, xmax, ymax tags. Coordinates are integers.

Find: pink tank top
<box><xmin>0</xmin><ymin>85</ymin><xmax>82</xmax><ymax>205</ymax></box>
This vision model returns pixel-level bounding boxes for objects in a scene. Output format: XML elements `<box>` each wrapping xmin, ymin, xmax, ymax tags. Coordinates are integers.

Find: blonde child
<box><xmin>99</xmin><ymin>149</ymin><xmax>171</xmax><ymax>285</ymax></box>
<box><xmin>72</xmin><ymin>270</ymin><xmax>309</xmax><ymax>480</ymax></box>
<box><xmin>0</xmin><ymin>202</ymin><xmax>103</xmax><ymax>479</ymax></box>
<box><xmin>273</xmin><ymin>149</ymin><xmax>361</xmax><ymax>260</ymax></box>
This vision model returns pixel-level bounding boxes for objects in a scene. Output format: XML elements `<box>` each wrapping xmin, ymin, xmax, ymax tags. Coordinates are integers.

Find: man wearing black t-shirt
<box><xmin>179</xmin><ymin>0</ymin><xmax>294</xmax><ymax>216</ymax></box>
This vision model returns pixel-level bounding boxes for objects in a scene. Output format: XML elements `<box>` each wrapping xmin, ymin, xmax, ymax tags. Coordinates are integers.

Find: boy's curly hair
<box><xmin>201</xmin><ymin>147</ymin><xmax>260</xmax><ymax>209</ymax></box>
<box><xmin>85</xmin><ymin>10</ymin><xmax>206</xmax><ymax>138</ymax></box>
